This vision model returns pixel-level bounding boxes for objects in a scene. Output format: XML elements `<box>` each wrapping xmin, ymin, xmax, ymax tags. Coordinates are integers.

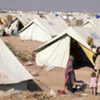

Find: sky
<box><xmin>0</xmin><ymin>0</ymin><xmax>100</xmax><ymax>12</ymax></box>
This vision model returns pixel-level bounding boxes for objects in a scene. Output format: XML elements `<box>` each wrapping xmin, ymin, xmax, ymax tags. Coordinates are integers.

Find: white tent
<box><xmin>34</xmin><ymin>26</ymin><xmax>100</xmax><ymax>69</ymax></box>
<box><xmin>6</xmin><ymin>18</ymin><xmax>24</xmax><ymax>34</ymax></box>
<box><xmin>83</xmin><ymin>18</ymin><xmax>100</xmax><ymax>28</ymax></box>
<box><xmin>19</xmin><ymin>17</ymin><xmax>68</xmax><ymax>42</ymax></box>
<box><xmin>0</xmin><ymin>39</ymin><xmax>33</xmax><ymax>86</ymax></box>
<box><xmin>43</xmin><ymin>13</ymin><xmax>61</xmax><ymax>19</ymax></box>
<box><xmin>16</xmin><ymin>13</ymin><xmax>40</xmax><ymax>25</ymax></box>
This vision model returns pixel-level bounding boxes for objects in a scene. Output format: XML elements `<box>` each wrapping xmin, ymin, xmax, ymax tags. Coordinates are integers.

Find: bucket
<box><xmin>57</xmin><ymin>90</ymin><xmax>65</xmax><ymax>94</ymax></box>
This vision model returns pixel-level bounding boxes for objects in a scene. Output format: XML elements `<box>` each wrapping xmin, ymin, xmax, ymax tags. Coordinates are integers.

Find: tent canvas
<box><xmin>0</xmin><ymin>39</ymin><xmax>33</xmax><ymax>88</ymax></box>
<box><xmin>19</xmin><ymin>17</ymin><xmax>68</xmax><ymax>42</ymax></box>
<box><xmin>36</xmin><ymin>35</ymin><xmax>70</xmax><ymax>68</ymax></box>
<box><xmin>34</xmin><ymin>26</ymin><xmax>100</xmax><ymax>68</ymax></box>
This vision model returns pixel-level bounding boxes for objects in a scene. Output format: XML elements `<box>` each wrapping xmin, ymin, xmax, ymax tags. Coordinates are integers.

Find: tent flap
<box><xmin>79</xmin><ymin>43</ymin><xmax>94</xmax><ymax>65</ymax></box>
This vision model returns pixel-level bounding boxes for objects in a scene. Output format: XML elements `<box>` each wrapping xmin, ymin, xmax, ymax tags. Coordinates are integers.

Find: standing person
<box><xmin>93</xmin><ymin>47</ymin><xmax>100</xmax><ymax>94</ymax></box>
<box><xmin>65</xmin><ymin>55</ymin><xmax>76</xmax><ymax>94</ymax></box>
<box><xmin>93</xmin><ymin>47</ymin><xmax>100</xmax><ymax>62</ymax></box>
<box><xmin>90</xmin><ymin>72</ymin><xmax>97</xmax><ymax>95</ymax></box>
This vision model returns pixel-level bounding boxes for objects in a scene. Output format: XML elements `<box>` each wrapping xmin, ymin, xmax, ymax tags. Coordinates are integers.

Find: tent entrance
<box><xmin>70</xmin><ymin>38</ymin><xmax>93</xmax><ymax>68</ymax></box>
<box><xmin>18</xmin><ymin>21</ymin><xmax>24</xmax><ymax>31</ymax></box>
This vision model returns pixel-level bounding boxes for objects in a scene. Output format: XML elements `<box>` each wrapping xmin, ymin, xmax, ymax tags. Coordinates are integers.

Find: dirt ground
<box><xmin>0</xmin><ymin>36</ymin><xmax>100</xmax><ymax>100</ymax></box>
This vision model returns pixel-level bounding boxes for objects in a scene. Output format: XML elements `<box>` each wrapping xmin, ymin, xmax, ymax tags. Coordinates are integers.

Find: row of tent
<box><xmin>17</xmin><ymin>16</ymin><xmax>100</xmax><ymax>71</ymax></box>
<box><xmin>19</xmin><ymin>17</ymin><xmax>68</xmax><ymax>42</ymax></box>
<box><xmin>4</xmin><ymin>13</ymin><xmax>100</xmax><ymax>42</ymax></box>
<box><xmin>0</xmin><ymin>13</ymin><xmax>100</xmax><ymax>87</ymax></box>
<box><xmin>0</xmin><ymin>13</ymin><xmax>67</xmax><ymax>90</ymax></box>
<box><xmin>0</xmin><ymin>14</ymin><xmax>33</xmax><ymax>90</ymax></box>
<box><xmin>33</xmin><ymin>26</ymin><xmax>100</xmax><ymax>70</ymax></box>
<box><xmin>0</xmin><ymin>14</ymin><xmax>68</xmax><ymax>42</ymax></box>
<box><xmin>2</xmin><ymin>14</ymin><xmax>100</xmax><ymax>70</ymax></box>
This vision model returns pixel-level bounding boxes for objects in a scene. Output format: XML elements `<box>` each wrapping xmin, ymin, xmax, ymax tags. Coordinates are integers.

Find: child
<box><xmin>90</xmin><ymin>72</ymin><xmax>97</xmax><ymax>95</ymax></box>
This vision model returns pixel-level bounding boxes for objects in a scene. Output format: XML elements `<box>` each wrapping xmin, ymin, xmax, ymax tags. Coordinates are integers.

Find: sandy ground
<box><xmin>0</xmin><ymin>36</ymin><xmax>100</xmax><ymax>100</ymax></box>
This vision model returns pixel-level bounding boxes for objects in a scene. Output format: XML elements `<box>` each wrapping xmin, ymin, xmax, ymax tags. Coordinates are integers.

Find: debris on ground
<box><xmin>26</xmin><ymin>61</ymin><xmax>33</xmax><ymax>66</ymax></box>
<box><xmin>48</xmin><ymin>89</ymin><xmax>56</xmax><ymax>97</ymax></box>
<box><xmin>6</xmin><ymin>88</ymin><xmax>21</xmax><ymax>95</ymax></box>
<box><xmin>0</xmin><ymin>88</ymin><xmax>21</xmax><ymax>99</ymax></box>
<box><xmin>32</xmin><ymin>92</ymin><xmax>53</xmax><ymax>100</ymax></box>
